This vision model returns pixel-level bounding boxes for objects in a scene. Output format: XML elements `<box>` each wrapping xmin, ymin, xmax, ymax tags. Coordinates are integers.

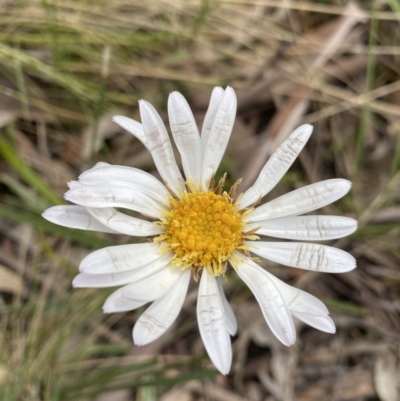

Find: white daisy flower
<box><xmin>42</xmin><ymin>87</ymin><xmax>357</xmax><ymax>375</ymax></box>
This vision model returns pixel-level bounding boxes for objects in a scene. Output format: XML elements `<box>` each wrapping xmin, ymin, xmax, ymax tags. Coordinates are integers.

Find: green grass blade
<box><xmin>0</xmin><ymin>128</ymin><xmax>63</xmax><ymax>205</ymax></box>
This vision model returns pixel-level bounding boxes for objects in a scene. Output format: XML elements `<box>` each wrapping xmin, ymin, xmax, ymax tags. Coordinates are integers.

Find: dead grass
<box><xmin>0</xmin><ymin>0</ymin><xmax>400</xmax><ymax>400</ymax></box>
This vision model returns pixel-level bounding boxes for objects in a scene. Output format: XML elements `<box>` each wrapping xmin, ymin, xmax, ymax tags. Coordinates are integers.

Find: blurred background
<box><xmin>0</xmin><ymin>1</ymin><xmax>400</xmax><ymax>400</ymax></box>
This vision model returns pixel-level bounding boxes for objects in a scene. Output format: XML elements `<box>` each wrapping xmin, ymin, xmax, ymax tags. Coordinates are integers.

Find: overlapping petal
<box><xmin>79</xmin><ymin>243</ymin><xmax>165</xmax><ymax>274</ymax></box>
<box><xmin>139</xmin><ymin>100</ymin><xmax>185</xmax><ymax>196</ymax></box>
<box><xmin>267</xmin><ymin>274</ymin><xmax>335</xmax><ymax>333</ymax></box>
<box><xmin>201</xmin><ymin>87</ymin><xmax>224</xmax><ymax>155</ymax></box>
<box><xmin>79</xmin><ymin>165</ymin><xmax>169</xmax><ymax>204</ymax></box>
<box><xmin>133</xmin><ymin>269</ymin><xmax>191</xmax><ymax>345</ymax></box>
<box><xmin>197</xmin><ymin>269</ymin><xmax>232</xmax><ymax>375</ymax></box>
<box><xmin>103</xmin><ymin>265</ymin><xmax>183</xmax><ymax>314</ymax></box>
<box><xmin>168</xmin><ymin>92</ymin><xmax>202</xmax><ymax>186</ymax></box>
<box><xmin>233</xmin><ymin>253</ymin><xmax>296</xmax><ymax>346</ymax></box>
<box><xmin>291</xmin><ymin>312</ymin><xmax>335</xmax><ymax>333</ymax></box>
<box><xmin>103</xmin><ymin>293</ymin><xmax>147</xmax><ymax>314</ymax></box>
<box><xmin>268</xmin><ymin>274</ymin><xmax>329</xmax><ymax>316</ymax></box>
<box><xmin>73</xmin><ymin>252</ymin><xmax>172</xmax><ymax>288</ymax></box>
<box><xmin>86</xmin><ymin>207</ymin><xmax>162</xmax><ymax>236</ymax></box>
<box><xmin>42</xmin><ymin>205</ymin><xmax>117</xmax><ymax>233</ymax></box>
<box><xmin>201</xmin><ymin>87</ymin><xmax>237</xmax><ymax>189</ymax></box>
<box><xmin>120</xmin><ymin>264</ymin><xmax>183</xmax><ymax>302</ymax></box>
<box><xmin>216</xmin><ymin>277</ymin><xmax>237</xmax><ymax>336</ymax></box>
<box><xmin>64</xmin><ymin>185</ymin><xmax>166</xmax><ymax>218</ymax></box>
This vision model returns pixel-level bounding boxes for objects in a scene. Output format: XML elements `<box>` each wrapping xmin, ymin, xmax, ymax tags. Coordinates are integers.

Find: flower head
<box><xmin>42</xmin><ymin>87</ymin><xmax>357</xmax><ymax>375</ymax></box>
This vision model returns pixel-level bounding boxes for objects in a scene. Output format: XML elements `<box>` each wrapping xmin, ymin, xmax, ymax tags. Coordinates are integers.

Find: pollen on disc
<box><xmin>160</xmin><ymin>191</ymin><xmax>244</xmax><ymax>275</ymax></box>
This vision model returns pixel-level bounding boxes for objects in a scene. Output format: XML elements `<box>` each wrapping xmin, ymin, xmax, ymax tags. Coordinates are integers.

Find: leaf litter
<box><xmin>0</xmin><ymin>1</ymin><xmax>399</xmax><ymax>400</ymax></box>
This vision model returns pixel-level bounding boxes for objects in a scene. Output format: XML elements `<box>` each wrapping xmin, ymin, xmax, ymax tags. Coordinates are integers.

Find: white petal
<box><xmin>79</xmin><ymin>242</ymin><xmax>164</xmax><ymax>274</ymax></box>
<box><xmin>103</xmin><ymin>265</ymin><xmax>182</xmax><ymax>313</ymax></box>
<box><xmin>247</xmin><ymin>179</ymin><xmax>352</xmax><ymax>222</ymax></box>
<box><xmin>266</xmin><ymin>274</ymin><xmax>329</xmax><ymax>316</ymax></box>
<box><xmin>248</xmin><ymin>241</ymin><xmax>356</xmax><ymax>273</ymax></box>
<box><xmin>86</xmin><ymin>207</ymin><xmax>162</xmax><ymax>236</ymax></box>
<box><xmin>133</xmin><ymin>269</ymin><xmax>191</xmax><ymax>346</ymax></box>
<box><xmin>168</xmin><ymin>92</ymin><xmax>202</xmax><ymax>186</ymax></box>
<box><xmin>112</xmin><ymin>116</ymin><xmax>148</xmax><ymax>149</ymax></box>
<box><xmin>139</xmin><ymin>100</ymin><xmax>185</xmax><ymax>196</ymax></box>
<box><xmin>201</xmin><ymin>87</ymin><xmax>224</xmax><ymax>155</ymax></box>
<box><xmin>233</xmin><ymin>253</ymin><xmax>296</xmax><ymax>346</ymax></box>
<box><xmin>266</xmin><ymin>275</ymin><xmax>335</xmax><ymax>333</ymax></box>
<box><xmin>201</xmin><ymin>87</ymin><xmax>237</xmax><ymax>189</ymax></box>
<box><xmin>216</xmin><ymin>277</ymin><xmax>237</xmax><ymax>336</ymax></box>
<box><xmin>197</xmin><ymin>269</ymin><xmax>232</xmax><ymax>375</ymax></box>
<box><xmin>292</xmin><ymin>311</ymin><xmax>336</xmax><ymax>333</ymax></box>
<box><xmin>92</xmin><ymin>161</ymin><xmax>110</xmax><ymax>168</ymax></box>
<box><xmin>42</xmin><ymin>205</ymin><xmax>118</xmax><ymax>233</ymax></box>
<box><xmin>238</xmin><ymin>124</ymin><xmax>313</xmax><ymax>209</ymax></box>
<box><xmin>121</xmin><ymin>265</ymin><xmax>183</xmax><ymax>302</ymax></box>
<box><xmin>103</xmin><ymin>290</ymin><xmax>147</xmax><ymax>313</ymax></box>
<box><xmin>247</xmin><ymin>216</ymin><xmax>358</xmax><ymax>240</ymax></box>
<box><xmin>79</xmin><ymin>165</ymin><xmax>169</xmax><ymax>204</ymax></box>
<box><xmin>73</xmin><ymin>252</ymin><xmax>172</xmax><ymax>288</ymax></box>
<box><xmin>67</xmin><ymin>180</ymin><xmax>82</xmax><ymax>190</ymax></box>
<box><xmin>64</xmin><ymin>185</ymin><xmax>165</xmax><ymax>218</ymax></box>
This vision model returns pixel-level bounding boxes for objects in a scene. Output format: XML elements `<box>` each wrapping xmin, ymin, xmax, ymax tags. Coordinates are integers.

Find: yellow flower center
<box><xmin>156</xmin><ymin>191</ymin><xmax>245</xmax><ymax>277</ymax></box>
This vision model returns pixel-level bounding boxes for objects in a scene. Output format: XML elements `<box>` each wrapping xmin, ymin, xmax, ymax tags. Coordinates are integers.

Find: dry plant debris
<box><xmin>0</xmin><ymin>0</ymin><xmax>399</xmax><ymax>400</ymax></box>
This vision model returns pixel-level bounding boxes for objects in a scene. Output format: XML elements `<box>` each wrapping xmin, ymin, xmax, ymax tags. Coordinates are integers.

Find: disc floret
<box><xmin>156</xmin><ymin>190</ymin><xmax>245</xmax><ymax>277</ymax></box>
